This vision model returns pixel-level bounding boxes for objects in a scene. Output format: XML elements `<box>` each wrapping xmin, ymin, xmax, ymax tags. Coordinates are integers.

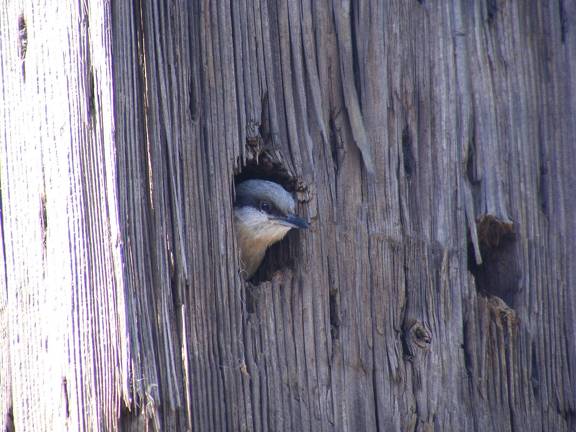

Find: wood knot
<box><xmin>402</xmin><ymin>320</ymin><xmax>432</xmax><ymax>360</ymax></box>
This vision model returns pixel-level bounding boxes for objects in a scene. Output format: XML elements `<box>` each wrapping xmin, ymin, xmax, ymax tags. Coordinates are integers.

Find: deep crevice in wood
<box><xmin>349</xmin><ymin>1</ymin><xmax>362</xmax><ymax>110</ymax></box>
<box><xmin>86</xmin><ymin>54</ymin><xmax>95</xmax><ymax>125</ymax></box>
<box><xmin>468</xmin><ymin>215</ymin><xmax>521</xmax><ymax>307</ymax></box>
<box><xmin>39</xmin><ymin>192</ymin><xmax>47</xmax><ymax>254</ymax></box>
<box><xmin>329</xmin><ymin>287</ymin><xmax>340</xmax><ymax>340</ymax></box>
<box><xmin>328</xmin><ymin>110</ymin><xmax>345</xmax><ymax>175</ymax></box>
<box><xmin>486</xmin><ymin>0</ymin><xmax>499</xmax><ymax>24</ymax></box>
<box><xmin>538</xmin><ymin>137</ymin><xmax>550</xmax><ymax>218</ymax></box>
<box><xmin>4</xmin><ymin>405</ymin><xmax>14</xmax><ymax>432</ymax></box>
<box><xmin>559</xmin><ymin>0</ymin><xmax>568</xmax><ymax>44</ymax></box>
<box><xmin>17</xmin><ymin>14</ymin><xmax>27</xmax><ymax>80</ymax></box>
<box><xmin>188</xmin><ymin>73</ymin><xmax>198</xmax><ymax>122</ymax></box>
<box><xmin>402</xmin><ymin>124</ymin><xmax>415</xmax><ymax>178</ymax></box>
<box><xmin>62</xmin><ymin>377</ymin><xmax>69</xmax><ymax>419</ymax></box>
<box><xmin>531</xmin><ymin>340</ymin><xmax>540</xmax><ymax>400</ymax></box>
<box><xmin>462</xmin><ymin>320</ymin><xmax>473</xmax><ymax>377</ymax></box>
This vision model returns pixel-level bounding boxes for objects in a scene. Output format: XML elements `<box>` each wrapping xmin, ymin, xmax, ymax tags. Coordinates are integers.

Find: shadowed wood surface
<box><xmin>1</xmin><ymin>1</ymin><xmax>575</xmax><ymax>431</ymax></box>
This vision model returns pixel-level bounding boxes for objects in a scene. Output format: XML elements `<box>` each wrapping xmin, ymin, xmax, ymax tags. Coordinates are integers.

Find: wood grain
<box><xmin>1</xmin><ymin>0</ymin><xmax>575</xmax><ymax>431</ymax></box>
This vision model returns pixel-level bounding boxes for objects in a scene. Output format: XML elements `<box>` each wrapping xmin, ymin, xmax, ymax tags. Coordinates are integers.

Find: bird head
<box><xmin>234</xmin><ymin>179</ymin><xmax>309</xmax><ymax>243</ymax></box>
<box><xmin>234</xmin><ymin>179</ymin><xmax>309</xmax><ymax>278</ymax></box>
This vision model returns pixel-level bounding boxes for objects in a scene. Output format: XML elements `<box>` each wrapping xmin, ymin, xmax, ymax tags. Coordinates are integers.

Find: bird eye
<box><xmin>260</xmin><ymin>201</ymin><xmax>272</xmax><ymax>212</ymax></box>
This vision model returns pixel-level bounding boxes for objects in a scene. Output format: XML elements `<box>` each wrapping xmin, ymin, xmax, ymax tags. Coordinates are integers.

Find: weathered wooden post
<box><xmin>1</xmin><ymin>1</ymin><xmax>575</xmax><ymax>431</ymax></box>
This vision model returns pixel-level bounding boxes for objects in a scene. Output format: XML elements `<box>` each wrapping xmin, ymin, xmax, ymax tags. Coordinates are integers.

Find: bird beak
<box><xmin>277</xmin><ymin>214</ymin><xmax>309</xmax><ymax>229</ymax></box>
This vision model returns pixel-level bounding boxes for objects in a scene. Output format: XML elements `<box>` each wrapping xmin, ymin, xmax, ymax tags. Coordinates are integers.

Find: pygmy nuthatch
<box><xmin>234</xmin><ymin>179</ymin><xmax>309</xmax><ymax>279</ymax></box>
